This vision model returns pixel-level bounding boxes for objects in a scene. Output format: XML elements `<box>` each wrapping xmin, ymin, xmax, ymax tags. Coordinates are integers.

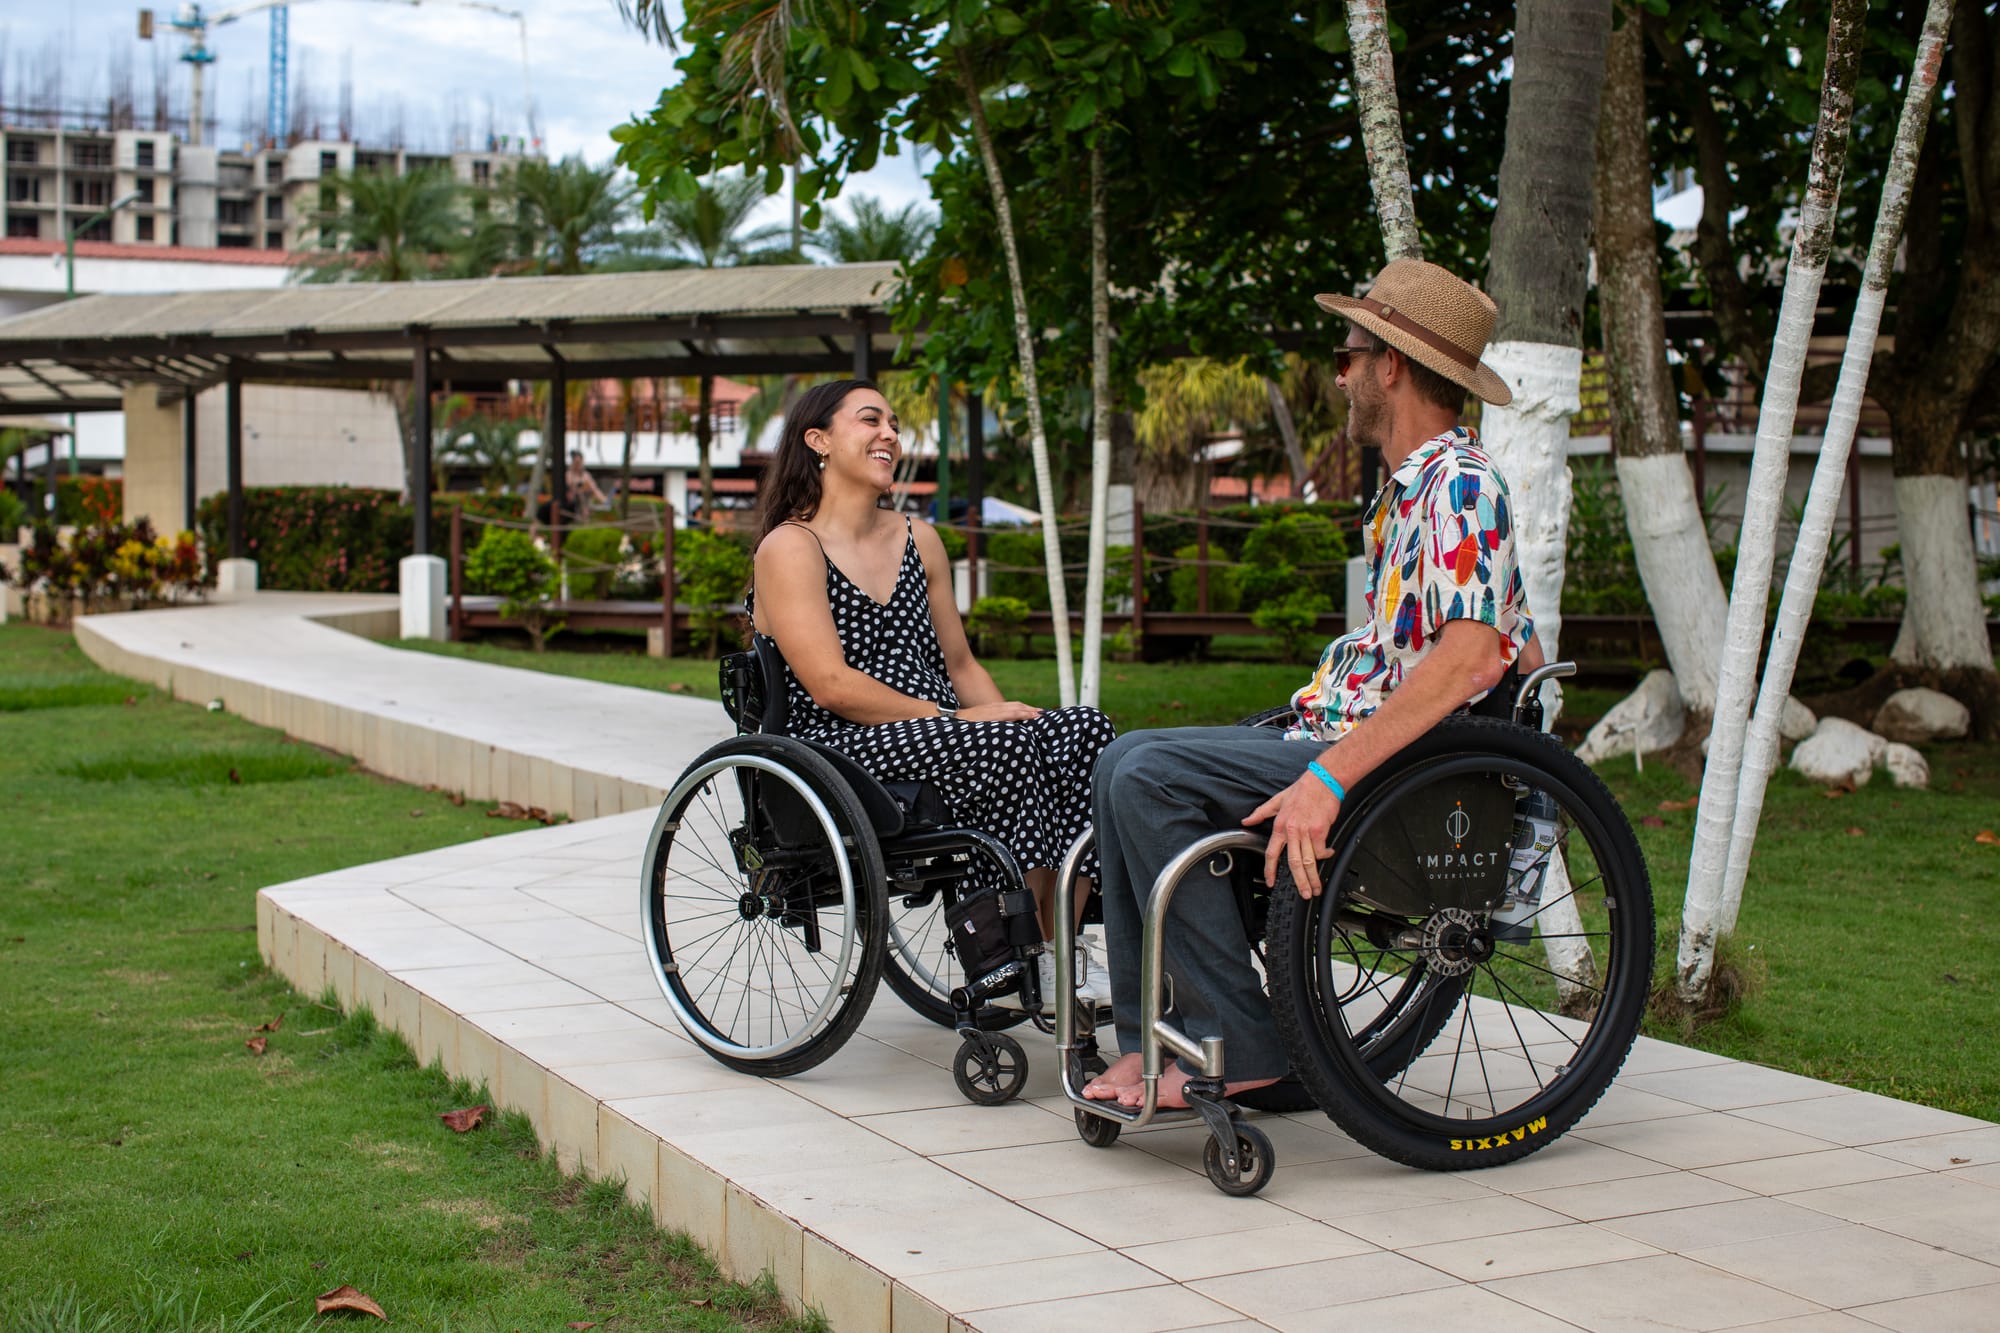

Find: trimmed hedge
<box><xmin>192</xmin><ymin>488</ymin><xmax>531</xmax><ymax>593</ymax></box>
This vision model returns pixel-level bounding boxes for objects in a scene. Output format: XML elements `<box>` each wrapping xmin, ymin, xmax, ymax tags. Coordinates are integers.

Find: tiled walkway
<box><xmin>79</xmin><ymin>597</ymin><xmax>2000</xmax><ymax>1332</ymax></box>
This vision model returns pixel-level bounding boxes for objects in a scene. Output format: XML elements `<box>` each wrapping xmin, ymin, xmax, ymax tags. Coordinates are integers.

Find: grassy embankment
<box><xmin>0</xmin><ymin>623</ymin><xmax>818</xmax><ymax>1330</ymax></box>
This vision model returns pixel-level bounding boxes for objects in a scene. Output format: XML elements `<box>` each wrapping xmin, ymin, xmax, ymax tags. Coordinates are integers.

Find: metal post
<box><xmin>225</xmin><ymin>369</ymin><xmax>245</xmax><ymax>559</ymax></box>
<box><xmin>966</xmin><ymin>391</ymin><xmax>986</xmax><ymax>588</ymax></box>
<box><xmin>449</xmin><ymin>503</ymin><xmax>464</xmax><ymax>641</ymax></box>
<box><xmin>411</xmin><ymin>339</ymin><xmax>433</xmax><ymax>555</ymax></box>
<box><xmin>547</xmin><ymin>363</ymin><xmax>568</xmax><ymax>554</ymax></box>
<box><xmin>659</xmin><ymin>517</ymin><xmax>676</xmax><ymax>657</ymax></box>
<box><xmin>853</xmin><ymin>315</ymin><xmax>875</xmax><ymax>381</ymax></box>
<box><xmin>1691</xmin><ymin>398</ymin><xmax>1707</xmax><ymax>505</ymax></box>
<box><xmin>1130</xmin><ymin>500</ymin><xmax>1146</xmax><ymax>640</ymax></box>
<box><xmin>1196</xmin><ymin>490</ymin><xmax>1210</xmax><ymax>615</ymax></box>
<box><xmin>181</xmin><ymin>393</ymin><xmax>198</xmax><ymax>533</ymax></box>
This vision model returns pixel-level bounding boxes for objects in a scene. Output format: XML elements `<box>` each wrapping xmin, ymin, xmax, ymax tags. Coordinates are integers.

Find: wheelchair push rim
<box><xmin>642</xmin><ymin>742</ymin><xmax>886</xmax><ymax>1070</ymax></box>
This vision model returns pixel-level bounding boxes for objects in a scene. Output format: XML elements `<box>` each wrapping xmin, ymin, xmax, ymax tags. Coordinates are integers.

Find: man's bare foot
<box><xmin>1081</xmin><ymin>1052</ymin><xmax>1142</xmax><ymax>1101</ymax></box>
<box><xmin>1116</xmin><ymin>1061</ymin><xmax>1278</xmax><ymax>1110</ymax></box>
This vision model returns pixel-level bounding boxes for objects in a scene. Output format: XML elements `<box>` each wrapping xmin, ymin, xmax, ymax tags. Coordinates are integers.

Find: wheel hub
<box><xmin>1419</xmin><ymin>907</ymin><xmax>1493</xmax><ymax>976</ymax></box>
<box><xmin>737</xmin><ymin>891</ymin><xmax>766</xmax><ymax>920</ymax></box>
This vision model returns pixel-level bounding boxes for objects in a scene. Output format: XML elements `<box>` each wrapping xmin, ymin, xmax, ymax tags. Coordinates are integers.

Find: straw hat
<box><xmin>1315</xmin><ymin>259</ymin><xmax>1513</xmax><ymax>407</ymax></box>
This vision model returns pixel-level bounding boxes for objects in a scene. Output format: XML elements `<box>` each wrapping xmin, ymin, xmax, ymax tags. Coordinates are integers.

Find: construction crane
<box><xmin>142</xmin><ymin>0</ymin><xmax>539</xmax><ymax>150</ymax></box>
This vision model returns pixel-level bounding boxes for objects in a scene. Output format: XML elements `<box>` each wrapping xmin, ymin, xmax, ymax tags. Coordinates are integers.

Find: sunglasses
<box><xmin>1335</xmin><ymin>344</ymin><xmax>1383</xmax><ymax>377</ymax></box>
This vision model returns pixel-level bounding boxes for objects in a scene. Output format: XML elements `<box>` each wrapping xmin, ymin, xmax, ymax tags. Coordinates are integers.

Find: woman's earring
<box><xmin>815</xmin><ymin>453</ymin><xmax>826</xmax><ymax>471</ymax></box>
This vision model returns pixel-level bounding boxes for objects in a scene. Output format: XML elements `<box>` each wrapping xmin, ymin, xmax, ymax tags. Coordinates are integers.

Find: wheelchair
<box><xmin>1054</xmin><ymin>662</ymin><xmax>1656</xmax><ymax>1196</ymax></box>
<box><xmin>638</xmin><ymin>634</ymin><xmax>1108</xmax><ymax>1103</ymax></box>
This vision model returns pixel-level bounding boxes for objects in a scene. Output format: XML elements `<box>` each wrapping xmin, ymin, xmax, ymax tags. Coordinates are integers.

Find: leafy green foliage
<box><xmin>1250</xmin><ymin>589</ymin><xmax>1332</xmax><ymax>660</ymax></box>
<box><xmin>1564</xmin><ymin>457</ymin><xmax>1647</xmax><ymax>615</ymax></box>
<box><xmin>466</xmin><ymin>526</ymin><xmax>563</xmax><ymax>650</ymax></box>
<box><xmin>674</xmin><ymin>528</ymin><xmax>753</xmax><ymax>654</ymax></box>
<box><xmin>560</xmin><ymin>526</ymin><xmax>627</xmax><ymax>600</ymax></box>
<box><xmin>966</xmin><ymin>594</ymin><xmax>1032</xmax><ymax>658</ymax></box>
<box><xmin>196</xmin><ymin>487</ymin><xmax>410</xmax><ymax>594</ymax></box>
<box><xmin>1</xmin><ymin>482</ymin><xmax>30</xmax><ymax>537</ymax></box>
<box><xmin>1167</xmin><ymin>542</ymin><xmax>1242</xmax><ymax>614</ymax></box>
<box><xmin>1238</xmin><ymin>510</ymin><xmax>1348</xmax><ymax>610</ymax></box>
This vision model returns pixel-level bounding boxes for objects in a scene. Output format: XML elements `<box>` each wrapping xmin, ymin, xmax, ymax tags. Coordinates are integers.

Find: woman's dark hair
<box><xmin>752</xmin><ymin>378</ymin><xmax>881</xmax><ymax>548</ymax></box>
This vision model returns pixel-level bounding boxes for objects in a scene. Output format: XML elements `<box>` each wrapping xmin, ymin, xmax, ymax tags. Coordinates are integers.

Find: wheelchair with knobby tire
<box><xmin>1054</xmin><ymin>661</ymin><xmax>1656</xmax><ymax>1196</ymax></box>
<box><xmin>639</xmin><ymin>635</ymin><xmax>1110</xmax><ymax>1102</ymax></box>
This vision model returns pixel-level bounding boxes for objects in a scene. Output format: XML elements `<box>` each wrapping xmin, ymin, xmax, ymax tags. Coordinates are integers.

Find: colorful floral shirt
<box><xmin>1289</xmin><ymin>427</ymin><xmax>1535</xmax><ymax>739</ymax></box>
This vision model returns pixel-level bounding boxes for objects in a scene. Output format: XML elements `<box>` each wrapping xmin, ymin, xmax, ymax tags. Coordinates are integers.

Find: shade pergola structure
<box><xmin>0</xmin><ymin>262</ymin><xmax>913</xmax><ymax>557</ymax></box>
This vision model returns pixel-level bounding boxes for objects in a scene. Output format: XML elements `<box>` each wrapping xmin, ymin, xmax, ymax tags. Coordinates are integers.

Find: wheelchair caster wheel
<box><xmin>953</xmin><ymin>1032</ymin><xmax>1028</xmax><ymax>1105</ymax></box>
<box><xmin>1202</xmin><ymin>1122</ymin><xmax>1275</xmax><ymax>1197</ymax></box>
<box><xmin>1074</xmin><ymin>1108</ymin><xmax>1122</xmax><ymax>1148</ymax></box>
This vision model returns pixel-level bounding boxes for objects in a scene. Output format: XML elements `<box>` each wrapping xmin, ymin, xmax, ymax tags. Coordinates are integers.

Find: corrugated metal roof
<box><xmin>0</xmin><ymin>262</ymin><xmax>907</xmax><ymax>412</ymax></box>
<box><xmin>0</xmin><ymin>262</ymin><xmax>900</xmax><ymax>343</ymax></box>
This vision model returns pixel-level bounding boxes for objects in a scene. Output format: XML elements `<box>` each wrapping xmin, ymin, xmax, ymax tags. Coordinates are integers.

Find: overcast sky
<box><xmin>5</xmin><ymin>0</ymin><xmax>930</xmax><ymax>230</ymax></box>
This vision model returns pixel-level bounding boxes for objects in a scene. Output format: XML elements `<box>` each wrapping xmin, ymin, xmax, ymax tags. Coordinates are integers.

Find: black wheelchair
<box><xmin>1053</xmin><ymin>661</ymin><xmax>1656</xmax><ymax>1195</ymax></box>
<box><xmin>638</xmin><ymin>635</ymin><xmax>1107</xmax><ymax>1103</ymax></box>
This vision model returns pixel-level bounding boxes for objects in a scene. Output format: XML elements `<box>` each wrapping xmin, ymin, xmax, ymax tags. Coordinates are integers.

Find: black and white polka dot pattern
<box><xmin>781</xmin><ymin>521</ymin><xmax>1115</xmax><ymax>882</ymax></box>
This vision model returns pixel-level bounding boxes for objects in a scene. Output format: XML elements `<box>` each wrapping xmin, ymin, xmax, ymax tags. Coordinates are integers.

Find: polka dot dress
<box><xmin>778</xmin><ymin>521</ymin><xmax>1115</xmax><ymax>883</ymax></box>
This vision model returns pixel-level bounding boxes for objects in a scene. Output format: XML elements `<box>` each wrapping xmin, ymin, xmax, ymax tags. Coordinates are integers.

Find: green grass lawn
<box><xmin>0</xmin><ymin>624</ymin><xmax>814</xmax><ymax>1330</ymax></box>
<box><xmin>400</xmin><ymin>634</ymin><xmax>2000</xmax><ymax>1121</ymax></box>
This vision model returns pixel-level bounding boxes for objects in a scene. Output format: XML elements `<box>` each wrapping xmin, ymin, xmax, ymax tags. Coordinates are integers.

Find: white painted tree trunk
<box><xmin>1081</xmin><ymin>141</ymin><xmax>1112</xmax><ymax>709</ymax></box>
<box><xmin>1718</xmin><ymin>0</ymin><xmax>1952</xmax><ymax>939</ymax></box>
<box><xmin>1679</xmin><ymin>0</ymin><xmax>1867</xmax><ymax>1001</ymax></box>
<box><xmin>1344</xmin><ymin>0</ymin><xmax>1423</xmax><ymax>262</ymax></box>
<box><xmin>1893</xmin><ymin>475</ymin><xmax>1992</xmax><ymax>670</ymax></box>
<box><xmin>1617</xmin><ymin>454</ymin><xmax>1728</xmax><ymax>713</ymax></box>
<box><xmin>1478</xmin><ymin>341</ymin><xmax>1582</xmax><ymax>666</ymax></box>
<box><xmin>959</xmin><ymin>50</ymin><xmax>1077</xmax><ymax>706</ymax></box>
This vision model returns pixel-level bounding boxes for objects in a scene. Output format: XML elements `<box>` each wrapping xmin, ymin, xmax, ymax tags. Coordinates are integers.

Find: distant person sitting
<box><xmin>565</xmin><ymin>451</ymin><xmax>607</xmax><ymax>520</ymax></box>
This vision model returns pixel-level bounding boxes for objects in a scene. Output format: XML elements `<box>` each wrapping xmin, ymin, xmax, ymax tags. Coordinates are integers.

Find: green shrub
<box><xmin>1239</xmin><ymin>510</ymin><xmax>1348</xmax><ymax>609</ymax></box>
<box><xmin>1251</xmin><ymin>588</ymin><xmax>1332</xmax><ymax>661</ymax></box>
<box><xmin>1167</xmin><ymin>542</ymin><xmax>1242</xmax><ymax>613</ymax></box>
<box><xmin>196</xmin><ymin>486</ymin><xmax>411</xmax><ymax>593</ymax></box>
<box><xmin>935</xmin><ymin>525</ymin><xmax>969</xmax><ymax>561</ymax></box>
<box><xmin>966</xmin><ymin>594</ymin><xmax>1032</xmax><ymax>658</ymax></box>
<box><xmin>465</xmin><ymin>526</ymin><xmax>562</xmax><ymax>651</ymax></box>
<box><xmin>561</xmin><ymin>526</ymin><xmax>625</xmax><ymax>600</ymax></box>
<box><xmin>55</xmin><ymin>475</ymin><xmax>123</xmax><ymax>527</ymax></box>
<box><xmin>984</xmin><ymin>530</ymin><xmax>1051</xmax><ymax>608</ymax></box>
<box><xmin>675</xmin><ymin>528</ymin><xmax>753</xmax><ymax>656</ymax></box>
<box><xmin>0</xmin><ymin>485</ymin><xmax>25</xmax><ymax>539</ymax></box>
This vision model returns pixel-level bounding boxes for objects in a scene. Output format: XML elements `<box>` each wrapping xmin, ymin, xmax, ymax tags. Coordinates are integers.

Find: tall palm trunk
<box><xmin>1344</xmin><ymin>0</ymin><xmax>1423</xmax><ymax>262</ymax></box>
<box><xmin>1719</xmin><ymin>0</ymin><xmax>1955</xmax><ymax>936</ymax></box>
<box><xmin>617</xmin><ymin>379</ymin><xmax>639</xmax><ymax>519</ymax></box>
<box><xmin>1481</xmin><ymin>0</ymin><xmax>1613</xmax><ymax>1006</ymax></box>
<box><xmin>1595</xmin><ymin>8</ymin><xmax>1729</xmax><ymax>717</ymax></box>
<box><xmin>957</xmin><ymin>46</ymin><xmax>1076</xmax><ymax>706</ymax></box>
<box><xmin>1680</xmin><ymin>0</ymin><xmax>1867</xmax><ymax>1003</ymax></box>
<box><xmin>1081</xmin><ymin>139</ymin><xmax>1112</xmax><ymax>707</ymax></box>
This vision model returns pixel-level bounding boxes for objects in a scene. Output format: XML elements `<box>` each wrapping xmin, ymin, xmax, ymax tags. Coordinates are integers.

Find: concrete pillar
<box><xmin>216</xmin><ymin>557</ymin><xmax>259</xmax><ymax>597</ymax></box>
<box><xmin>399</xmin><ymin>553</ymin><xmax>446</xmax><ymax>640</ymax></box>
<box><xmin>120</xmin><ymin>383</ymin><xmax>185</xmax><ymax>528</ymax></box>
<box><xmin>411</xmin><ymin>339</ymin><xmax>433</xmax><ymax>555</ymax></box>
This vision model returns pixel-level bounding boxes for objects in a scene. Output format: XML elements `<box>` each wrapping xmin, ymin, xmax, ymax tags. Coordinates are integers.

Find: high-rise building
<box><xmin>0</xmin><ymin>123</ymin><xmax>527</xmax><ymax>252</ymax></box>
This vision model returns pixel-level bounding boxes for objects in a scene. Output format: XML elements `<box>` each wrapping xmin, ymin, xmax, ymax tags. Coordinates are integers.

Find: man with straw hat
<box><xmin>1082</xmin><ymin>258</ymin><xmax>1543</xmax><ymax>1110</ymax></box>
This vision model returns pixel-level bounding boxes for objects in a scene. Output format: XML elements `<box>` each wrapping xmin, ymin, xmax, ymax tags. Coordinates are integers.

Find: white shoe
<box><xmin>1076</xmin><ymin>941</ymin><xmax>1113</xmax><ymax>1007</ymax></box>
<box><xmin>1037</xmin><ymin>949</ymin><xmax>1063</xmax><ymax>1011</ymax></box>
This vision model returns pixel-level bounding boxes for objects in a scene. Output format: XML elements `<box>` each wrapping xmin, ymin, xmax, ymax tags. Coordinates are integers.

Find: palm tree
<box><xmin>1132</xmin><ymin>358</ymin><xmax>1273</xmax><ymax>511</ymax></box>
<box><xmin>808</xmin><ymin>195</ymin><xmax>935</xmax><ymax>263</ymax></box>
<box><xmin>509</xmin><ymin>156</ymin><xmax>632</xmax><ymax>275</ymax></box>
<box><xmin>614</xmin><ymin>173</ymin><xmax>795</xmax><ymax>520</ymax></box>
<box><xmin>296</xmin><ymin>167</ymin><xmax>467</xmax><ymax>283</ymax></box>
<box><xmin>438</xmin><ymin>413</ymin><xmax>536</xmax><ymax>493</ymax></box>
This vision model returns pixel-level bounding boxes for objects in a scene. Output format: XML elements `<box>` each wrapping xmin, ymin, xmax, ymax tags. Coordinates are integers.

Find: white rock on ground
<box><xmin>1780</xmin><ymin>696</ymin><xmax>1818</xmax><ymax>741</ymax></box>
<box><xmin>1883</xmin><ymin>741</ymin><xmax>1930</xmax><ymax>789</ymax></box>
<box><xmin>1789</xmin><ymin>716</ymin><xmax>1888</xmax><ymax>788</ymax></box>
<box><xmin>1873</xmin><ymin>687</ymin><xmax>1971</xmax><ymax>744</ymax></box>
<box><xmin>1578</xmin><ymin>669</ymin><xmax>1686</xmax><ymax>765</ymax></box>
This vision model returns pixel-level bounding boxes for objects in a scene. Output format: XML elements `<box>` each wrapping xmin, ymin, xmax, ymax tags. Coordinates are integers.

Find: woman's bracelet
<box><xmin>1306</xmin><ymin>760</ymin><xmax>1345</xmax><ymax>802</ymax></box>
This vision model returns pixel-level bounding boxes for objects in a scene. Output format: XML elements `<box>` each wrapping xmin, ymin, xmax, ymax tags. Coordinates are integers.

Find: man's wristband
<box><xmin>1307</xmin><ymin>761</ymin><xmax>1346</xmax><ymax>802</ymax></box>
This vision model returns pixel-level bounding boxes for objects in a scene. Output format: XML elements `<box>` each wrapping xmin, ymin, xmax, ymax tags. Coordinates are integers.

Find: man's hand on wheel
<box><xmin>1243</xmin><ymin>773</ymin><xmax>1341</xmax><ymax>897</ymax></box>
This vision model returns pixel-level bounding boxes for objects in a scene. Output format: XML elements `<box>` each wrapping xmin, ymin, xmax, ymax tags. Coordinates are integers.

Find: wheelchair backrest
<box><xmin>717</xmin><ymin>635</ymin><xmax>793</xmax><ymax>737</ymax></box>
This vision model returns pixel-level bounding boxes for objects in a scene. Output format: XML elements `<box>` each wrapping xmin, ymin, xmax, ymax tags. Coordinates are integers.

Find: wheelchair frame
<box><xmin>1051</xmin><ymin>661</ymin><xmax>1655</xmax><ymax>1196</ymax></box>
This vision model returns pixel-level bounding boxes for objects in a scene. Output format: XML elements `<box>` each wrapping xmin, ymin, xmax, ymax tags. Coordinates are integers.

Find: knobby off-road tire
<box><xmin>642</xmin><ymin>736</ymin><xmax>889</xmax><ymax>1078</ymax></box>
<box><xmin>1266</xmin><ymin>716</ymin><xmax>1653</xmax><ymax>1170</ymax></box>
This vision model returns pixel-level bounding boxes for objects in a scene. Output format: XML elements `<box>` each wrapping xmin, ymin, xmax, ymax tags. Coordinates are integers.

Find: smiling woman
<box><xmin>745</xmin><ymin>379</ymin><xmax>1119</xmax><ymax>965</ymax></box>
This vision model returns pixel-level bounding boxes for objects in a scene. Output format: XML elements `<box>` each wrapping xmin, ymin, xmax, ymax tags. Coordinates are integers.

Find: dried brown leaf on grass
<box><xmin>487</xmin><ymin>802</ymin><xmax>555</xmax><ymax>824</ymax></box>
<box><xmin>244</xmin><ymin>1035</ymin><xmax>268</xmax><ymax>1055</ymax></box>
<box><xmin>1975</xmin><ymin>830</ymin><xmax>1999</xmax><ymax>847</ymax></box>
<box><xmin>1640</xmin><ymin>815</ymin><xmax>1665</xmax><ymax>828</ymax></box>
<box><xmin>255</xmin><ymin>1014</ymin><xmax>284</xmax><ymax>1032</ymax></box>
<box><xmin>315</xmin><ymin>1285</ymin><xmax>388</xmax><ymax>1319</ymax></box>
<box><xmin>1657</xmin><ymin>797</ymin><xmax>1699</xmax><ymax>811</ymax></box>
<box><xmin>567</xmin><ymin>1323</ymin><xmax>599</xmax><ymax>1330</ymax></box>
<box><xmin>439</xmin><ymin>1105</ymin><xmax>488</xmax><ymax>1133</ymax></box>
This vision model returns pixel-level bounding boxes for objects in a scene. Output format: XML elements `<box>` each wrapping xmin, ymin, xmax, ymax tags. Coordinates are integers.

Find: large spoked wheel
<box><xmin>1267</xmin><ymin>716</ymin><xmax>1654</xmax><ymax>1171</ymax></box>
<box><xmin>880</xmin><ymin>885</ymin><xmax>1028</xmax><ymax>1032</ymax></box>
<box><xmin>641</xmin><ymin>736</ymin><xmax>889</xmax><ymax>1078</ymax></box>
